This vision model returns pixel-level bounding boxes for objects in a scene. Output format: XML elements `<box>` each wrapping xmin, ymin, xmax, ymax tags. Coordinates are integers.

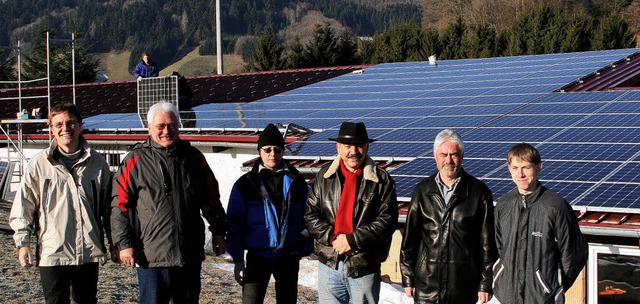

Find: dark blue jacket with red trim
<box><xmin>110</xmin><ymin>137</ymin><xmax>226</xmax><ymax>267</ymax></box>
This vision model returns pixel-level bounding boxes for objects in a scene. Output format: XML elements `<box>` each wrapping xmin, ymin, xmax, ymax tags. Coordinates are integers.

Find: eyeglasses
<box><xmin>51</xmin><ymin>121</ymin><xmax>79</xmax><ymax>130</ymax></box>
<box><xmin>153</xmin><ymin>123</ymin><xmax>178</xmax><ymax>131</ymax></box>
<box><xmin>261</xmin><ymin>147</ymin><xmax>283</xmax><ymax>154</ymax></box>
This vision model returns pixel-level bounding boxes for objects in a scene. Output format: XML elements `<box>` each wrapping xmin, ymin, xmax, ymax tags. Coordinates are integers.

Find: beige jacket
<box><xmin>10</xmin><ymin>137</ymin><xmax>112</xmax><ymax>266</ymax></box>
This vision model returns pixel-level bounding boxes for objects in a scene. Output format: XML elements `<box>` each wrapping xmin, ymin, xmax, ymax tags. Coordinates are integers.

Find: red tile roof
<box><xmin>561</xmin><ymin>50</ymin><xmax>640</xmax><ymax>91</ymax></box>
<box><xmin>0</xmin><ymin>65</ymin><xmax>367</xmax><ymax>125</ymax></box>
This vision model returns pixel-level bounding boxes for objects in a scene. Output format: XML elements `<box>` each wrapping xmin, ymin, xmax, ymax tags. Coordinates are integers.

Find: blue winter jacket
<box><xmin>226</xmin><ymin>160</ymin><xmax>313</xmax><ymax>263</ymax></box>
<box><xmin>133</xmin><ymin>60</ymin><xmax>159</xmax><ymax>78</ymax></box>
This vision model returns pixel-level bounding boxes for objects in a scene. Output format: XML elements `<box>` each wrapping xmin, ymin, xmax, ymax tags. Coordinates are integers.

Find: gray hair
<box><xmin>147</xmin><ymin>102</ymin><xmax>180</xmax><ymax>125</ymax></box>
<box><xmin>433</xmin><ymin>129</ymin><xmax>464</xmax><ymax>155</ymax></box>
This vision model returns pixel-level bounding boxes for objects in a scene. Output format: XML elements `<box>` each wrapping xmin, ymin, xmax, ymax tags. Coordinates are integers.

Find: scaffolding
<box><xmin>0</xmin><ymin>31</ymin><xmax>77</xmax><ymax>198</ymax></box>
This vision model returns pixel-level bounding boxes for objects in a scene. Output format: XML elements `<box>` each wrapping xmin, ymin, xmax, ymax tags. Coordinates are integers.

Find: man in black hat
<box><xmin>305</xmin><ymin>121</ymin><xmax>398</xmax><ymax>304</ymax></box>
<box><xmin>227</xmin><ymin>123</ymin><xmax>313</xmax><ymax>304</ymax></box>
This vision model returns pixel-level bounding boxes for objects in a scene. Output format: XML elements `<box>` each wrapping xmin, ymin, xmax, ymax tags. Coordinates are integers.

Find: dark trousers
<box><xmin>242</xmin><ymin>253</ymin><xmax>301</xmax><ymax>304</ymax></box>
<box><xmin>136</xmin><ymin>263</ymin><xmax>202</xmax><ymax>304</ymax></box>
<box><xmin>39</xmin><ymin>263</ymin><xmax>99</xmax><ymax>304</ymax></box>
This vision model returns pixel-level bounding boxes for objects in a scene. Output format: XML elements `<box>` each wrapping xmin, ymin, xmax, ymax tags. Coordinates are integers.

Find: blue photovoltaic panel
<box><xmin>532</xmin><ymin>181</ymin><xmax>598</xmax><ymax>205</ymax></box>
<box><xmin>460</xmin><ymin>159</ymin><xmax>508</xmax><ymax>178</ymax></box>
<box><xmin>462</xmin><ymin>143</ymin><xmax>520</xmax><ymax>160</ymax></box>
<box><xmin>461</xmin><ymin>94</ymin><xmax>537</xmax><ymax>105</ymax></box>
<box><xmin>600</xmin><ymin>101</ymin><xmax>640</xmax><ymax>112</ymax></box>
<box><xmin>490</xmin><ymin>115</ymin><xmax>584</xmax><ymax>127</ymax></box>
<box><xmin>525</xmin><ymin>161</ymin><xmax>621</xmax><ymax>182</ymax></box>
<box><xmin>538</xmin><ymin>91</ymin><xmax>626</xmax><ymax>102</ymax></box>
<box><xmin>392</xmin><ymin>158</ymin><xmax>505</xmax><ymax>178</ymax></box>
<box><xmin>607</xmin><ymin>162</ymin><xmax>640</xmax><ymax>183</ymax></box>
<box><xmin>565</xmin><ymin>183</ymin><xmax>640</xmax><ymax>210</ymax></box>
<box><xmin>394</xmin><ymin>176</ymin><xmax>427</xmax><ymax>199</ymax></box>
<box><xmin>83</xmin><ymin>48</ymin><xmax>640</xmax><ymax>212</ymax></box>
<box><xmin>482</xmin><ymin>179</ymin><xmax>517</xmax><ymax>200</ymax></box>
<box><xmin>405</xmin><ymin>116</ymin><xmax>500</xmax><ymax>128</ymax></box>
<box><xmin>468</xmin><ymin>127</ymin><xmax>564</xmax><ymax>142</ymax></box>
<box><xmin>391</xmin><ymin>158</ymin><xmax>436</xmax><ymax>176</ymax></box>
<box><xmin>83</xmin><ymin>113</ymin><xmax>141</xmax><ymax>129</ymax></box>
<box><xmin>550</xmin><ymin>127</ymin><xmax>640</xmax><ymax>143</ymax></box>
<box><xmin>618</xmin><ymin>91</ymin><xmax>640</xmax><ymax>101</ymax></box>
<box><xmin>378</xmin><ymin>128</ymin><xmax>468</xmax><ymax>142</ymax></box>
<box><xmin>575</xmin><ymin>114</ymin><xmax>640</xmax><ymax>127</ymax></box>
<box><xmin>0</xmin><ymin>160</ymin><xmax>15</xmax><ymax>201</ymax></box>
<box><xmin>513</xmin><ymin>102</ymin><xmax>609</xmax><ymax>115</ymax></box>
<box><xmin>535</xmin><ymin>143</ymin><xmax>640</xmax><ymax>162</ymax></box>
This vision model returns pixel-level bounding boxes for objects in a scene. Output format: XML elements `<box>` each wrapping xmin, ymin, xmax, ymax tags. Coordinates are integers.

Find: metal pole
<box><xmin>46</xmin><ymin>32</ymin><xmax>51</xmax><ymax>144</ymax></box>
<box><xmin>17</xmin><ymin>41</ymin><xmax>21</xmax><ymax>112</ymax></box>
<box><xmin>47</xmin><ymin>32</ymin><xmax>51</xmax><ymax>114</ymax></box>
<box><xmin>216</xmin><ymin>0</ymin><xmax>223</xmax><ymax>74</ymax></box>
<box><xmin>72</xmin><ymin>33</ymin><xmax>76</xmax><ymax>104</ymax></box>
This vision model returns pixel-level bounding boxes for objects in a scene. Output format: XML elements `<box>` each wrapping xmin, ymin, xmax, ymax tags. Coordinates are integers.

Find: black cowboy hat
<box><xmin>329</xmin><ymin>122</ymin><xmax>377</xmax><ymax>145</ymax></box>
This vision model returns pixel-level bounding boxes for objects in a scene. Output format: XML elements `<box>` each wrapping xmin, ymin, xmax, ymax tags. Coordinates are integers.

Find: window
<box><xmin>588</xmin><ymin>244</ymin><xmax>640</xmax><ymax>303</ymax></box>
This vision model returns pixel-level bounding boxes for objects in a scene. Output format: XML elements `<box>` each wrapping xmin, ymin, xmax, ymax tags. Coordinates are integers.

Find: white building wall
<box><xmin>1</xmin><ymin>141</ymin><xmax>258</xmax><ymax>210</ymax></box>
<box><xmin>197</xmin><ymin>146</ymin><xmax>258</xmax><ymax>209</ymax></box>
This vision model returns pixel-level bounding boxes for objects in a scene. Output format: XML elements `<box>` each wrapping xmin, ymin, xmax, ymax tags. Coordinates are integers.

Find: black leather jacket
<box><xmin>400</xmin><ymin>169</ymin><xmax>497</xmax><ymax>304</ymax></box>
<box><xmin>305</xmin><ymin>156</ymin><xmax>398</xmax><ymax>277</ymax></box>
<box><xmin>493</xmin><ymin>184</ymin><xmax>587</xmax><ymax>304</ymax></box>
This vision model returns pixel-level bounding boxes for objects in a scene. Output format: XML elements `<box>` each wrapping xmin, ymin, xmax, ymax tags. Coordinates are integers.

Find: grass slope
<box><xmin>96</xmin><ymin>48</ymin><xmax>246</xmax><ymax>82</ymax></box>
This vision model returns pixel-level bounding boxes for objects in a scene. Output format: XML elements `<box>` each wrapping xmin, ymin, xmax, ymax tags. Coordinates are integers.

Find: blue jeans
<box><xmin>318</xmin><ymin>261</ymin><xmax>381</xmax><ymax>304</ymax></box>
<box><xmin>136</xmin><ymin>263</ymin><xmax>201</xmax><ymax>304</ymax></box>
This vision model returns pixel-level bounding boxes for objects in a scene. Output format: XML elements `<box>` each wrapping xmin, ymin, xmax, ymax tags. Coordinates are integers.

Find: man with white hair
<box><xmin>111</xmin><ymin>102</ymin><xmax>227</xmax><ymax>304</ymax></box>
<box><xmin>400</xmin><ymin>129</ymin><xmax>497</xmax><ymax>304</ymax></box>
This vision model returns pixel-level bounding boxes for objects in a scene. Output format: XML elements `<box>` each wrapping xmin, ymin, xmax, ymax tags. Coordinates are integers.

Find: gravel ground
<box><xmin>0</xmin><ymin>230</ymin><xmax>319</xmax><ymax>303</ymax></box>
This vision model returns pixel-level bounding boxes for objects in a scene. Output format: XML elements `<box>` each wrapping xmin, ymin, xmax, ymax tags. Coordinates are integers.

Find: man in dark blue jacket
<box><xmin>133</xmin><ymin>52</ymin><xmax>159</xmax><ymax>79</ymax></box>
<box><xmin>227</xmin><ymin>123</ymin><xmax>313</xmax><ymax>304</ymax></box>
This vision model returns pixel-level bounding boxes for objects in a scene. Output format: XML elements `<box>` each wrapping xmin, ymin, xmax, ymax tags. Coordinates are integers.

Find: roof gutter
<box><xmin>3</xmin><ymin>138</ymin><xmax>258</xmax><ymax>149</ymax></box>
<box><xmin>580</xmin><ymin>225</ymin><xmax>640</xmax><ymax>238</ymax></box>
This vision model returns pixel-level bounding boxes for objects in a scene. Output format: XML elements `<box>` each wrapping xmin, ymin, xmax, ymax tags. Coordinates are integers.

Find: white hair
<box><xmin>147</xmin><ymin>102</ymin><xmax>180</xmax><ymax>125</ymax></box>
<box><xmin>433</xmin><ymin>128</ymin><xmax>464</xmax><ymax>155</ymax></box>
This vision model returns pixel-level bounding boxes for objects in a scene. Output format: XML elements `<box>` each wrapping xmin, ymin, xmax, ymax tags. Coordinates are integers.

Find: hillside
<box><xmin>1</xmin><ymin>0</ymin><xmax>639</xmax><ymax>81</ymax></box>
<box><xmin>0</xmin><ymin>0</ymin><xmax>422</xmax><ymax>71</ymax></box>
<box><xmin>95</xmin><ymin>48</ymin><xmax>246</xmax><ymax>82</ymax></box>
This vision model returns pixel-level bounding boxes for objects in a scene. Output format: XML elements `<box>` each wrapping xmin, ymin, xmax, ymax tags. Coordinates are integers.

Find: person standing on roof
<box><xmin>227</xmin><ymin>123</ymin><xmax>313</xmax><ymax>303</ymax></box>
<box><xmin>400</xmin><ymin>128</ymin><xmax>497</xmax><ymax>304</ymax></box>
<box><xmin>305</xmin><ymin>121</ymin><xmax>398</xmax><ymax>304</ymax></box>
<box><xmin>172</xmin><ymin>71</ymin><xmax>196</xmax><ymax>128</ymax></box>
<box><xmin>493</xmin><ymin>143</ymin><xmax>587</xmax><ymax>304</ymax></box>
<box><xmin>10</xmin><ymin>102</ymin><xmax>115</xmax><ymax>304</ymax></box>
<box><xmin>134</xmin><ymin>52</ymin><xmax>159</xmax><ymax>80</ymax></box>
<box><xmin>110</xmin><ymin>102</ymin><xmax>226</xmax><ymax>304</ymax></box>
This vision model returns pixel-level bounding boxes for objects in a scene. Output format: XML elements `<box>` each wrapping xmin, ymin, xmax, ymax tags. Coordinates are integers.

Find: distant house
<box><xmin>2</xmin><ymin>49</ymin><xmax>640</xmax><ymax>303</ymax></box>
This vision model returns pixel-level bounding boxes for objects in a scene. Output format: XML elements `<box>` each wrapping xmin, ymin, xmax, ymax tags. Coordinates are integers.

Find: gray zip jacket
<box><xmin>493</xmin><ymin>184</ymin><xmax>587</xmax><ymax>304</ymax></box>
<box><xmin>10</xmin><ymin>137</ymin><xmax>112</xmax><ymax>266</ymax></box>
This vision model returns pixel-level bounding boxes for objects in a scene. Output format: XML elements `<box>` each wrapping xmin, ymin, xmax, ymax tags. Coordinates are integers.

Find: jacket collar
<box><xmin>324</xmin><ymin>155</ymin><xmax>379</xmax><ymax>183</ymax></box>
<box><xmin>144</xmin><ymin>136</ymin><xmax>189</xmax><ymax>153</ymax></box>
<box><xmin>47</xmin><ymin>135</ymin><xmax>91</xmax><ymax>161</ymax></box>
<box><xmin>520</xmin><ymin>182</ymin><xmax>544</xmax><ymax>206</ymax></box>
<box><xmin>428</xmin><ymin>168</ymin><xmax>471</xmax><ymax>198</ymax></box>
<box><xmin>251</xmin><ymin>158</ymin><xmax>299</xmax><ymax>177</ymax></box>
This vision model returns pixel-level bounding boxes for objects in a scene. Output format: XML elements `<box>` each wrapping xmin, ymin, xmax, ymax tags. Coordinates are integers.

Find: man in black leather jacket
<box><xmin>305</xmin><ymin>122</ymin><xmax>398</xmax><ymax>304</ymax></box>
<box><xmin>400</xmin><ymin>129</ymin><xmax>497</xmax><ymax>304</ymax></box>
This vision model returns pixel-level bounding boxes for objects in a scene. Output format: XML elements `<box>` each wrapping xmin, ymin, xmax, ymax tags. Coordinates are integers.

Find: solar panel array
<box><xmin>85</xmin><ymin>48</ymin><xmax>640</xmax><ymax>213</ymax></box>
<box><xmin>136</xmin><ymin>76</ymin><xmax>179</xmax><ymax>128</ymax></box>
<box><xmin>0</xmin><ymin>160</ymin><xmax>14</xmax><ymax>201</ymax></box>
